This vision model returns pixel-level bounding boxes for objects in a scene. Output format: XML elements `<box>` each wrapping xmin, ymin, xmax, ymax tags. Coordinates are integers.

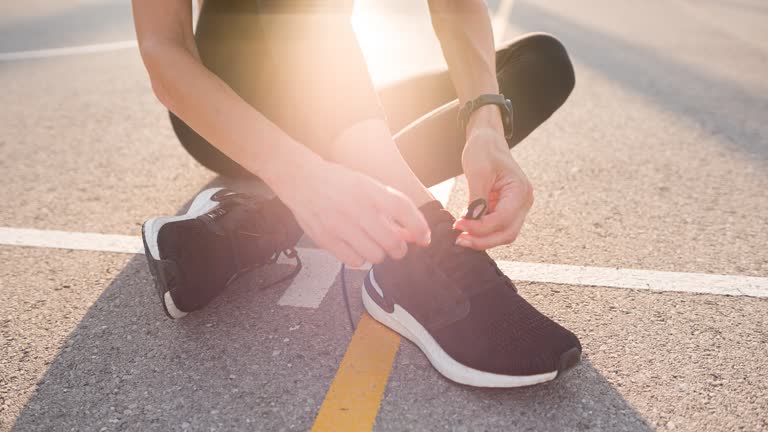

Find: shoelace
<box><xmin>427</xmin><ymin>219</ymin><xmax>515</xmax><ymax>294</ymax></box>
<box><xmin>226</xmin><ymin>246</ymin><xmax>303</xmax><ymax>292</ymax></box>
<box><xmin>202</xmin><ymin>191</ymin><xmax>303</xmax><ymax>291</ymax></box>
<box><xmin>339</xmin><ymin>262</ymin><xmax>356</xmax><ymax>331</ymax></box>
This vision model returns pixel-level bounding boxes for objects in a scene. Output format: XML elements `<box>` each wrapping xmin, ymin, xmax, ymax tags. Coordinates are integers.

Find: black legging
<box><xmin>171</xmin><ymin>1</ymin><xmax>575</xmax><ymax>188</ymax></box>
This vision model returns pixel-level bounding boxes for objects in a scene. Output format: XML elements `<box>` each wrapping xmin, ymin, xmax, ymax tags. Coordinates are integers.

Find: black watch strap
<box><xmin>458</xmin><ymin>94</ymin><xmax>514</xmax><ymax>139</ymax></box>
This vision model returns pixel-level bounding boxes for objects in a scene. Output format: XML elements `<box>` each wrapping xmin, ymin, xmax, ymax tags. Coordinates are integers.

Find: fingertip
<box><xmin>419</xmin><ymin>217</ymin><xmax>430</xmax><ymax>237</ymax></box>
<box><xmin>455</xmin><ymin>218</ymin><xmax>482</xmax><ymax>234</ymax></box>
<box><xmin>419</xmin><ymin>229</ymin><xmax>431</xmax><ymax>246</ymax></box>
<box><xmin>391</xmin><ymin>243</ymin><xmax>408</xmax><ymax>260</ymax></box>
<box><xmin>347</xmin><ymin>259</ymin><xmax>366</xmax><ymax>269</ymax></box>
<box><xmin>455</xmin><ymin>236</ymin><xmax>472</xmax><ymax>248</ymax></box>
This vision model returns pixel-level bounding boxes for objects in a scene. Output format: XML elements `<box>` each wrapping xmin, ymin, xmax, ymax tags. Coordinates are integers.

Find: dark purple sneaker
<box><xmin>362</xmin><ymin>200</ymin><xmax>580</xmax><ymax>387</ymax></box>
<box><xmin>141</xmin><ymin>188</ymin><xmax>302</xmax><ymax>319</ymax></box>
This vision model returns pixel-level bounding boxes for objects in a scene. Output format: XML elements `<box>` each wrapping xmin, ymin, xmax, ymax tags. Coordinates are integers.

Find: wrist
<box><xmin>465</xmin><ymin>127</ymin><xmax>510</xmax><ymax>156</ymax></box>
<box><xmin>254</xmin><ymin>140</ymin><xmax>325</xmax><ymax>195</ymax></box>
<box><xmin>466</xmin><ymin>105</ymin><xmax>505</xmax><ymax>139</ymax></box>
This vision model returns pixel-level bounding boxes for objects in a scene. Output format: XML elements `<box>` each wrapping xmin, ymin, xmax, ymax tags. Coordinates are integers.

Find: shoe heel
<box><xmin>141</xmin><ymin>221</ymin><xmax>187</xmax><ymax>319</ymax></box>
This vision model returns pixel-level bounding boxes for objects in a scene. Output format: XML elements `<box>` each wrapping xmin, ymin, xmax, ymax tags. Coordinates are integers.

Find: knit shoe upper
<box><xmin>147</xmin><ymin>189</ymin><xmax>302</xmax><ymax>315</ymax></box>
<box><xmin>366</xmin><ymin>200</ymin><xmax>580</xmax><ymax>378</ymax></box>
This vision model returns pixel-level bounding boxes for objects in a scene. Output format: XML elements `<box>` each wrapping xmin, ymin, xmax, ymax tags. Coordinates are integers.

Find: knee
<box><xmin>495</xmin><ymin>33</ymin><xmax>575</xmax><ymax>142</ymax></box>
<box><xmin>498</xmin><ymin>32</ymin><xmax>575</xmax><ymax>102</ymax></box>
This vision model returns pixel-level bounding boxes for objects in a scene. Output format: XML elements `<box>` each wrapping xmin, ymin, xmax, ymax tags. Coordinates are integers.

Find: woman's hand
<box><xmin>454</xmin><ymin>127</ymin><xmax>534</xmax><ymax>250</ymax></box>
<box><xmin>272</xmin><ymin>159</ymin><xmax>431</xmax><ymax>267</ymax></box>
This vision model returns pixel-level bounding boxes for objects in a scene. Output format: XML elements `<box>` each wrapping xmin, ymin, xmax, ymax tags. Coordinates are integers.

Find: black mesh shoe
<box><xmin>141</xmin><ymin>188</ymin><xmax>303</xmax><ymax>319</ymax></box>
<box><xmin>362</xmin><ymin>200</ymin><xmax>581</xmax><ymax>387</ymax></box>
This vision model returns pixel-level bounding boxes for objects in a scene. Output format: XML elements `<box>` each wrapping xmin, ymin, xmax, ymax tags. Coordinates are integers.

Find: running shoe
<box><xmin>362</xmin><ymin>200</ymin><xmax>581</xmax><ymax>387</ymax></box>
<box><xmin>141</xmin><ymin>188</ymin><xmax>303</xmax><ymax>319</ymax></box>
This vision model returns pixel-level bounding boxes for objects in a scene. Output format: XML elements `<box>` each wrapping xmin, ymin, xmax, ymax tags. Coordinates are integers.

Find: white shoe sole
<box><xmin>362</xmin><ymin>272</ymin><xmax>560</xmax><ymax>388</ymax></box>
<box><xmin>141</xmin><ymin>187</ymin><xmax>223</xmax><ymax>319</ymax></box>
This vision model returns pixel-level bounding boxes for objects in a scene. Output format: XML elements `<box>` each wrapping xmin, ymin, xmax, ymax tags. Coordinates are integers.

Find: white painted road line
<box><xmin>497</xmin><ymin>261</ymin><xmax>768</xmax><ymax>299</ymax></box>
<box><xmin>0</xmin><ymin>227</ymin><xmax>143</xmax><ymax>254</ymax></box>
<box><xmin>277</xmin><ymin>248</ymin><xmax>343</xmax><ymax>308</ymax></box>
<box><xmin>2</xmin><ymin>226</ymin><xmax>767</xmax><ymax>299</ymax></box>
<box><xmin>0</xmin><ymin>40</ymin><xmax>138</xmax><ymax>62</ymax></box>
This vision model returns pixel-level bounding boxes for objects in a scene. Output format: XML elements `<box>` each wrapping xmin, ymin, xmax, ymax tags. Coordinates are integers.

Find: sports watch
<box><xmin>458</xmin><ymin>94</ymin><xmax>514</xmax><ymax>139</ymax></box>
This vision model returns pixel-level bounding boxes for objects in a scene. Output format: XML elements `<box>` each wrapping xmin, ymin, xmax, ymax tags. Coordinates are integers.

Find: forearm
<box><xmin>138</xmin><ymin>41</ymin><xmax>321</xmax><ymax>186</ymax></box>
<box><xmin>428</xmin><ymin>0</ymin><xmax>504</xmax><ymax>137</ymax></box>
<box><xmin>429</xmin><ymin>0</ymin><xmax>498</xmax><ymax>102</ymax></box>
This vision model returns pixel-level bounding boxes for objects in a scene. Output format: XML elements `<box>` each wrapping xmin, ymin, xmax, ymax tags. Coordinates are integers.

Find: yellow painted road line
<box><xmin>312</xmin><ymin>314</ymin><xmax>401</xmax><ymax>432</ymax></box>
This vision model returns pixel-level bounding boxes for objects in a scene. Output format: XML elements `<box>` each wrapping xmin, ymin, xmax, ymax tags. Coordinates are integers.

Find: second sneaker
<box><xmin>141</xmin><ymin>188</ymin><xmax>303</xmax><ymax>319</ymax></box>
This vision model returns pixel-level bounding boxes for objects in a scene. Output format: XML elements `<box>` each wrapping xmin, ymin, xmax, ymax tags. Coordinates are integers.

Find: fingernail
<box><xmin>455</xmin><ymin>237</ymin><xmax>471</xmax><ymax>248</ymax></box>
<box><xmin>423</xmin><ymin>231</ymin><xmax>431</xmax><ymax>245</ymax></box>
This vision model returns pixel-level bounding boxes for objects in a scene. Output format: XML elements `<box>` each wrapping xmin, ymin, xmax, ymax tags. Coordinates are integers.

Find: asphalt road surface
<box><xmin>1</xmin><ymin>0</ymin><xmax>767</xmax><ymax>431</ymax></box>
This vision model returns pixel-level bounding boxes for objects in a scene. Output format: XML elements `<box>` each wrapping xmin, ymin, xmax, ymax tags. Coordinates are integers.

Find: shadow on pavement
<box><xmin>339</xmin><ymin>267</ymin><xmax>656</xmax><ymax>430</ymax></box>
<box><xmin>11</xmin><ymin>179</ymin><xmax>650</xmax><ymax>431</ymax></box>
<box><xmin>379</xmin><ymin>345</ymin><xmax>653</xmax><ymax>431</ymax></box>
<box><xmin>10</xmin><ymin>179</ymin><xmax>340</xmax><ymax>431</ymax></box>
<box><xmin>12</xmin><ymin>257</ymin><xmax>653</xmax><ymax>431</ymax></box>
<box><xmin>10</xmin><ymin>255</ymin><xmax>318</xmax><ymax>431</ymax></box>
<box><xmin>511</xmin><ymin>0</ymin><xmax>768</xmax><ymax>162</ymax></box>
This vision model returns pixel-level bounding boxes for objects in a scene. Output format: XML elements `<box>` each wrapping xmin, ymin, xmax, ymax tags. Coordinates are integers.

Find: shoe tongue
<box><xmin>418</xmin><ymin>200</ymin><xmax>456</xmax><ymax>229</ymax></box>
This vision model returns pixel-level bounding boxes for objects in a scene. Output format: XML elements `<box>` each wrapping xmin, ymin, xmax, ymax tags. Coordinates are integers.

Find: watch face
<box><xmin>503</xmin><ymin>98</ymin><xmax>514</xmax><ymax>139</ymax></box>
<box><xmin>504</xmin><ymin>99</ymin><xmax>513</xmax><ymax>112</ymax></box>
